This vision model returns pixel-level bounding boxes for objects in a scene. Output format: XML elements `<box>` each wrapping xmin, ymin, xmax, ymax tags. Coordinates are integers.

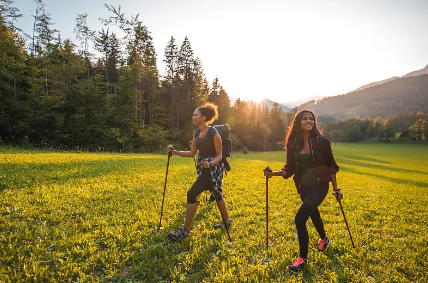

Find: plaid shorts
<box><xmin>196</xmin><ymin>156</ymin><xmax>224</xmax><ymax>193</ymax></box>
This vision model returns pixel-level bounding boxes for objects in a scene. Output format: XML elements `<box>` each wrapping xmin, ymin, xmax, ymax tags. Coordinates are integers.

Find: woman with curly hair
<box><xmin>167</xmin><ymin>102</ymin><xmax>232</xmax><ymax>241</ymax></box>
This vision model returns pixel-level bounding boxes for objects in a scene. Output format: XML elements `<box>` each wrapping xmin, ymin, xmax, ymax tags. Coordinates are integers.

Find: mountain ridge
<box><xmin>351</xmin><ymin>77</ymin><xmax>400</xmax><ymax>93</ymax></box>
<box><xmin>298</xmin><ymin>73</ymin><xmax>428</xmax><ymax>119</ymax></box>
<box><xmin>403</xmin><ymin>64</ymin><xmax>428</xmax><ymax>78</ymax></box>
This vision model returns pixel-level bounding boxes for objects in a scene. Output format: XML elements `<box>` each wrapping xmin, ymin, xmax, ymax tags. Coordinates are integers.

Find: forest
<box><xmin>0</xmin><ymin>1</ymin><xmax>294</xmax><ymax>152</ymax></box>
<box><xmin>1</xmin><ymin>1</ymin><xmax>427</xmax><ymax>154</ymax></box>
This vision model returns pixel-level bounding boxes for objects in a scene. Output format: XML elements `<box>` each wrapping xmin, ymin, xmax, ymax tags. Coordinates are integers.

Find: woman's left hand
<box><xmin>201</xmin><ymin>161</ymin><xmax>213</xmax><ymax>168</ymax></box>
<box><xmin>333</xmin><ymin>189</ymin><xmax>343</xmax><ymax>201</ymax></box>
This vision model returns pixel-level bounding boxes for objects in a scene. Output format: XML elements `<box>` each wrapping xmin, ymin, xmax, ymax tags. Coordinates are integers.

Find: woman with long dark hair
<box><xmin>167</xmin><ymin>102</ymin><xmax>232</xmax><ymax>241</ymax></box>
<box><xmin>263</xmin><ymin>109</ymin><xmax>342</xmax><ymax>273</ymax></box>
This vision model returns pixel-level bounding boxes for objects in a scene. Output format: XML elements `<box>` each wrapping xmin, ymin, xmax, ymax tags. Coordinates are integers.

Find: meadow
<box><xmin>1</xmin><ymin>142</ymin><xmax>427</xmax><ymax>282</ymax></box>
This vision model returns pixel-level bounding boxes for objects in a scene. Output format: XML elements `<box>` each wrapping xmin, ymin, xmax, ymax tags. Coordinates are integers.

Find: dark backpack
<box><xmin>212</xmin><ymin>124</ymin><xmax>232</xmax><ymax>159</ymax></box>
<box><xmin>195</xmin><ymin>125</ymin><xmax>232</xmax><ymax>172</ymax></box>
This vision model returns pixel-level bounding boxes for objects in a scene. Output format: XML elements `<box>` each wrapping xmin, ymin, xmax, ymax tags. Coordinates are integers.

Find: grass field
<box><xmin>1</xmin><ymin>142</ymin><xmax>428</xmax><ymax>282</ymax></box>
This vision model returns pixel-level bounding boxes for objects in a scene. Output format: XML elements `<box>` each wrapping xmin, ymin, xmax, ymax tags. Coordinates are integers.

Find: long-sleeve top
<box><xmin>281</xmin><ymin>135</ymin><xmax>339</xmax><ymax>192</ymax></box>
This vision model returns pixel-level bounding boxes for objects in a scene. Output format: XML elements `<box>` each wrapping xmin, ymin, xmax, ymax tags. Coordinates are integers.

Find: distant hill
<box><xmin>351</xmin><ymin>77</ymin><xmax>399</xmax><ymax>92</ymax></box>
<box><xmin>280</xmin><ymin>96</ymin><xmax>321</xmax><ymax>108</ymax></box>
<box><xmin>232</xmin><ymin>64</ymin><xmax>428</xmax><ymax>119</ymax></box>
<box><xmin>403</xmin><ymin>64</ymin><xmax>428</xmax><ymax>78</ymax></box>
<box><xmin>252</xmin><ymin>98</ymin><xmax>291</xmax><ymax>112</ymax></box>
<box><xmin>298</xmin><ymin>74</ymin><xmax>428</xmax><ymax>119</ymax></box>
<box><xmin>348</xmin><ymin>64</ymin><xmax>428</xmax><ymax>93</ymax></box>
<box><xmin>229</xmin><ymin>96</ymin><xmax>291</xmax><ymax>112</ymax></box>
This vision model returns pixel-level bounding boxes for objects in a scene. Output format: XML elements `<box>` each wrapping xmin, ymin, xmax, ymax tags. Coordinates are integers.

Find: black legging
<box><xmin>295</xmin><ymin>182</ymin><xmax>329</xmax><ymax>258</ymax></box>
<box><xmin>187</xmin><ymin>169</ymin><xmax>223</xmax><ymax>204</ymax></box>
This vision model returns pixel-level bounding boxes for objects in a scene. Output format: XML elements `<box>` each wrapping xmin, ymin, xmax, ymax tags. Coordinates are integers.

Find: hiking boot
<box><xmin>317</xmin><ymin>237</ymin><xmax>331</xmax><ymax>251</ymax></box>
<box><xmin>167</xmin><ymin>226</ymin><xmax>189</xmax><ymax>241</ymax></box>
<box><xmin>287</xmin><ymin>257</ymin><xmax>308</xmax><ymax>274</ymax></box>
<box><xmin>213</xmin><ymin>218</ymin><xmax>232</xmax><ymax>229</ymax></box>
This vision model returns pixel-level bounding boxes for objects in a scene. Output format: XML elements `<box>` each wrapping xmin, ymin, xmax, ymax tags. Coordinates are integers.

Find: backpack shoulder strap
<box><xmin>208</xmin><ymin>126</ymin><xmax>216</xmax><ymax>140</ymax></box>
<box><xmin>194</xmin><ymin>128</ymin><xmax>200</xmax><ymax>138</ymax></box>
<box><xmin>317</xmin><ymin>135</ymin><xmax>326</xmax><ymax>156</ymax></box>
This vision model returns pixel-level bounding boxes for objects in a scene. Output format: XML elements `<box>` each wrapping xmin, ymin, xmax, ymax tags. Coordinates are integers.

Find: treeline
<box><xmin>0</xmin><ymin>1</ymin><xmax>293</xmax><ymax>152</ymax></box>
<box><xmin>320</xmin><ymin>111</ymin><xmax>428</xmax><ymax>142</ymax></box>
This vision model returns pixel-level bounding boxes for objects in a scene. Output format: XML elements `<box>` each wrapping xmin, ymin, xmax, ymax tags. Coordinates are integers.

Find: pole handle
<box><xmin>263</xmin><ymin>166</ymin><xmax>272</xmax><ymax>178</ymax></box>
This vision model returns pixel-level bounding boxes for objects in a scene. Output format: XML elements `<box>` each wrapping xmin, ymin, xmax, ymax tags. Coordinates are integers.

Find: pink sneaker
<box><xmin>317</xmin><ymin>237</ymin><xmax>331</xmax><ymax>251</ymax></box>
<box><xmin>287</xmin><ymin>257</ymin><xmax>308</xmax><ymax>273</ymax></box>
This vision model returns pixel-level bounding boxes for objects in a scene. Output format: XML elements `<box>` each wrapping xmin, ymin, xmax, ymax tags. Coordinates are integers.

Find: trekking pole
<box><xmin>208</xmin><ymin>163</ymin><xmax>231</xmax><ymax>241</ymax></box>
<box><xmin>334</xmin><ymin>189</ymin><xmax>355</xmax><ymax>248</ymax></box>
<box><xmin>158</xmin><ymin>150</ymin><xmax>172</xmax><ymax>231</ymax></box>
<box><xmin>264</xmin><ymin>167</ymin><xmax>272</xmax><ymax>250</ymax></box>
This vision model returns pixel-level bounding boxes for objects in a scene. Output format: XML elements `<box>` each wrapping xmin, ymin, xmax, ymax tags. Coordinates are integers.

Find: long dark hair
<box><xmin>284</xmin><ymin>109</ymin><xmax>322</xmax><ymax>151</ymax></box>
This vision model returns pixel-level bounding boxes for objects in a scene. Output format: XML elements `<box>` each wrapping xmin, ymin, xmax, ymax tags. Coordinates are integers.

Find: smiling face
<box><xmin>192</xmin><ymin>110</ymin><xmax>205</xmax><ymax>126</ymax></box>
<box><xmin>300</xmin><ymin>112</ymin><xmax>315</xmax><ymax>132</ymax></box>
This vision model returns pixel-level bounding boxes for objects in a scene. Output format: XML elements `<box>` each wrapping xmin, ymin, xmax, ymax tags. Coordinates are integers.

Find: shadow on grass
<box><xmin>336</xmin><ymin>157</ymin><xmax>426</xmax><ymax>175</ymax></box>
<box><xmin>234</xmin><ymin>152</ymin><xmax>395</xmax><ymax>167</ymax></box>
<box><xmin>336</xmin><ymin>154</ymin><xmax>393</xmax><ymax>164</ymax></box>
<box><xmin>0</xmin><ymin>157</ymin><xmax>165</xmax><ymax>192</ymax></box>
<box><xmin>341</xmin><ymin>166</ymin><xmax>428</xmax><ymax>189</ymax></box>
<box><xmin>124</xmin><ymin>196</ymin><xmax>229</xmax><ymax>282</ymax></box>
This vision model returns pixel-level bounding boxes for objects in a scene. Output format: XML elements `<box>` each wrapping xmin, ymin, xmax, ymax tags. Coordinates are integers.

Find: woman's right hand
<box><xmin>167</xmin><ymin>145</ymin><xmax>174</xmax><ymax>154</ymax></box>
<box><xmin>263</xmin><ymin>166</ymin><xmax>272</xmax><ymax>177</ymax></box>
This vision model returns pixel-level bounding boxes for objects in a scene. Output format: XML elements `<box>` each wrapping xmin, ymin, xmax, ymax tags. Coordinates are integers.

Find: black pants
<box><xmin>295</xmin><ymin>182</ymin><xmax>329</xmax><ymax>258</ymax></box>
<box><xmin>187</xmin><ymin>169</ymin><xmax>223</xmax><ymax>204</ymax></box>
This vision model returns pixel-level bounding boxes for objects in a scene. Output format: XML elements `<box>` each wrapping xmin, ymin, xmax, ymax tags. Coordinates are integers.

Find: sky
<box><xmin>12</xmin><ymin>0</ymin><xmax>428</xmax><ymax>104</ymax></box>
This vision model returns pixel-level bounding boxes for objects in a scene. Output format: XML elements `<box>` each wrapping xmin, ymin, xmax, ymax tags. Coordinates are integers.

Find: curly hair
<box><xmin>284</xmin><ymin>109</ymin><xmax>322</xmax><ymax>151</ymax></box>
<box><xmin>197</xmin><ymin>102</ymin><xmax>219</xmax><ymax>124</ymax></box>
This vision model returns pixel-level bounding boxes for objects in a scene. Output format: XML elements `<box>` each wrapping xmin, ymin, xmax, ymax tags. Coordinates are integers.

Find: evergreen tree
<box><xmin>0</xmin><ymin>0</ymin><xmax>28</xmax><ymax>143</ymax></box>
<box><xmin>261</xmin><ymin>105</ymin><xmax>269</xmax><ymax>125</ymax></box>
<box><xmin>94</xmin><ymin>29</ymin><xmax>121</xmax><ymax>95</ymax></box>
<box><xmin>74</xmin><ymin>13</ymin><xmax>95</xmax><ymax>78</ymax></box>
<box><xmin>30</xmin><ymin>2</ymin><xmax>58</xmax><ymax>97</ymax></box>
<box><xmin>163</xmin><ymin>36</ymin><xmax>179</xmax><ymax>129</ymax></box>
<box><xmin>208</xmin><ymin>77</ymin><xmax>220</xmax><ymax>104</ymax></box>
<box><xmin>207</xmin><ymin>77</ymin><xmax>230</xmax><ymax>124</ymax></box>
<box><xmin>228</xmin><ymin>98</ymin><xmax>250</xmax><ymax>150</ymax></box>
<box><xmin>268</xmin><ymin>103</ymin><xmax>286</xmax><ymax>146</ymax></box>
<box><xmin>176</xmin><ymin>36</ymin><xmax>198</xmax><ymax>129</ymax></box>
<box><xmin>0</xmin><ymin>0</ymin><xmax>25</xmax><ymax>98</ymax></box>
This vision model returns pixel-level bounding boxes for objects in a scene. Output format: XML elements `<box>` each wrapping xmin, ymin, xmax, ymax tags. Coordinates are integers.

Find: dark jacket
<box><xmin>281</xmin><ymin>135</ymin><xmax>339</xmax><ymax>193</ymax></box>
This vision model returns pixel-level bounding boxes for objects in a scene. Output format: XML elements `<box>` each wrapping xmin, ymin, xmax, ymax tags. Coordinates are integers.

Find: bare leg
<box><xmin>184</xmin><ymin>203</ymin><xmax>198</xmax><ymax>231</ymax></box>
<box><xmin>218</xmin><ymin>198</ymin><xmax>230</xmax><ymax>220</ymax></box>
